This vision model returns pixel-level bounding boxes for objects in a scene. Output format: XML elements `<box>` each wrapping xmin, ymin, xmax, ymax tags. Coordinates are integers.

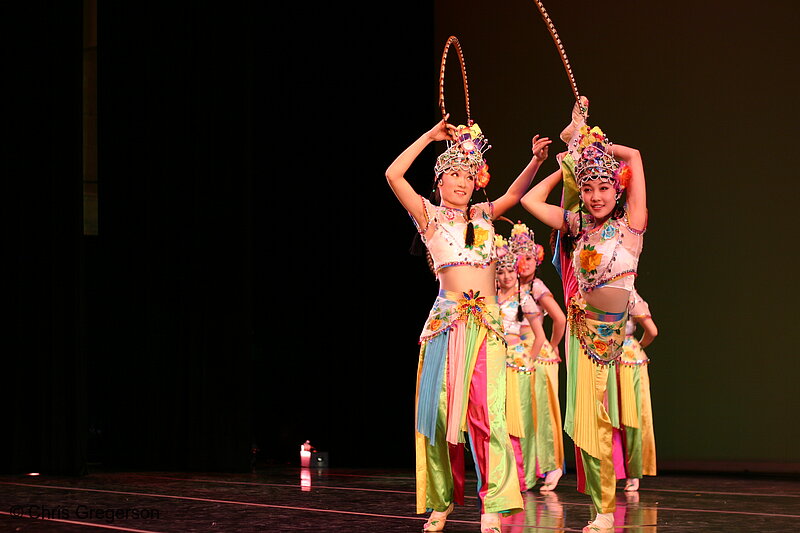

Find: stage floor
<box><xmin>0</xmin><ymin>466</ymin><xmax>798</xmax><ymax>532</ymax></box>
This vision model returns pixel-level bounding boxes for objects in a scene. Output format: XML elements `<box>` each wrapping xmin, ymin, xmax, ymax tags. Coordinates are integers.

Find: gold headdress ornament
<box><xmin>435</xmin><ymin>36</ymin><xmax>492</xmax><ymax>189</ymax></box>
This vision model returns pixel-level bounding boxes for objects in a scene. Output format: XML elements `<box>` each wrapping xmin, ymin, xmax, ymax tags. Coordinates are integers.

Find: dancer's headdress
<box><xmin>434</xmin><ymin>123</ymin><xmax>491</xmax><ymax>188</ymax></box>
<box><xmin>435</xmin><ymin>36</ymin><xmax>492</xmax><ymax>189</ymax></box>
<box><xmin>509</xmin><ymin>222</ymin><xmax>544</xmax><ymax>266</ymax></box>
<box><xmin>493</xmin><ymin>234</ymin><xmax>517</xmax><ymax>271</ymax></box>
<box><xmin>571</xmin><ymin>125</ymin><xmax>632</xmax><ymax>197</ymax></box>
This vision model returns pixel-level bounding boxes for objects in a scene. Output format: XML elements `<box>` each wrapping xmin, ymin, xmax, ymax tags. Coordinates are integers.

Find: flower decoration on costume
<box><xmin>622</xmin><ymin>344</ymin><xmax>637</xmax><ymax>360</ymax></box>
<box><xmin>434</xmin><ymin>122</ymin><xmax>492</xmax><ymax>188</ymax></box>
<box><xmin>592</xmin><ymin>339</ymin><xmax>609</xmax><ymax>355</ymax></box>
<box><xmin>579</xmin><ymin>245</ymin><xmax>603</xmax><ymax>274</ymax></box>
<box><xmin>596</xmin><ymin>324</ymin><xmax>615</xmax><ymax>338</ymax></box>
<box><xmin>467</xmin><ymin>226</ymin><xmax>489</xmax><ymax>248</ymax></box>
<box><xmin>457</xmin><ymin>290</ymin><xmax>487</xmax><ymax>321</ymax></box>
<box><xmin>571</xmin><ymin>125</ymin><xmax>629</xmax><ymax>199</ymax></box>
<box><xmin>476</xmin><ymin>162</ymin><xmax>491</xmax><ymax>189</ymax></box>
<box><xmin>533</xmin><ymin>243</ymin><xmax>545</xmax><ymax>266</ymax></box>
<box><xmin>600</xmin><ymin>224</ymin><xmax>617</xmax><ymax>241</ymax></box>
<box><xmin>428</xmin><ymin>318</ymin><xmax>443</xmax><ymax>332</ymax></box>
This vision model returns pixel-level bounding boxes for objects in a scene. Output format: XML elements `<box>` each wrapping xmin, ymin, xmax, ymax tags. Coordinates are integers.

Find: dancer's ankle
<box><xmin>480</xmin><ymin>512</ymin><xmax>502</xmax><ymax>533</ymax></box>
<box><xmin>582</xmin><ymin>512</ymin><xmax>613</xmax><ymax>532</ymax></box>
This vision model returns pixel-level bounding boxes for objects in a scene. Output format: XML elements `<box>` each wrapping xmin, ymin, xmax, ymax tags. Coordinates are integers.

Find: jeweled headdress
<box><xmin>434</xmin><ymin>123</ymin><xmax>491</xmax><ymax>188</ymax></box>
<box><xmin>571</xmin><ymin>125</ymin><xmax>631</xmax><ymax>196</ymax></box>
<box><xmin>509</xmin><ymin>222</ymin><xmax>544</xmax><ymax>266</ymax></box>
<box><xmin>493</xmin><ymin>234</ymin><xmax>517</xmax><ymax>271</ymax></box>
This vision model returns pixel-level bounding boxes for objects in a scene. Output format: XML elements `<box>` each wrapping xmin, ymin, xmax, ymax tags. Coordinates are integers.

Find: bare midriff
<box><xmin>438</xmin><ymin>264</ymin><xmax>498</xmax><ymax>297</ymax></box>
<box><xmin>583</xmin><ymin>286</ymin><xmax>630</xmax><ymax>314</ymax></box>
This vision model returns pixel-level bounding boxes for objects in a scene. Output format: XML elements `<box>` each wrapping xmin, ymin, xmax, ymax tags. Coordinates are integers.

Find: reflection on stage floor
<box><xmin>0</xmin><ymin>466</ymin><xmax>798</xmax><ymax>531</ymax></box>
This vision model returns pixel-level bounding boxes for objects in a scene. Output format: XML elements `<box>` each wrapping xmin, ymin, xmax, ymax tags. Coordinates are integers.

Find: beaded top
<box><xmin>565</xmin><ymin>208</ymin><xmax>645</xmax><ymax>295</ymax></box>
<box><xmin>412</xmin><ymin>196</ymin><xmax>496</xmax><ymax>277</ymax></box>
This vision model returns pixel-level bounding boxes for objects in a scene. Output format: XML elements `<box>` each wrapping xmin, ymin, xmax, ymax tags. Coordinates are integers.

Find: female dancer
<box><xmin>494</xmin><ymin>232</ymin><xmax>546</xmax><ymax>494</ymax></box>
<box><xmin>520</xmin><ymin>100</ymin><xmax>647</xmax><ymax>533</ymax></box>
<box><xmin>386</xmin><ymin>116</ymin><xmax>551</xmax><ymax>532</ymax></box>
<box><xmin>615</xmin><ymin>287</ymin><xmax>657</xmax><ymax>492</ymax></box>
<box><xmin>510</xmin><ymin>224</ymin><xmax>567</xmax><ymax>492</ymax></box>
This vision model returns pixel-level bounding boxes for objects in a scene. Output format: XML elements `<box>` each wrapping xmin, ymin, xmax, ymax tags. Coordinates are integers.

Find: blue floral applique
<box><xmin>600</xmin><ymin>223</ymin><xmax>617</xmax><ymax>241</ymax></box>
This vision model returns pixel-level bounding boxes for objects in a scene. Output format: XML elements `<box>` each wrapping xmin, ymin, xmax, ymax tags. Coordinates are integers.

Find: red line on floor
<box><xmin>0</xmin><ymin>511</ymin><xmax>164</xmax><ymax>533</ymax></box>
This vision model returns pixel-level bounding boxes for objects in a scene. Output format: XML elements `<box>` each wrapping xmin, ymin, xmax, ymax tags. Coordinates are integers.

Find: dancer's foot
<box><xmin>480</xmin><ymin>512</ymin><xmax>502</xmax><ymax>533</ymax></box>
<box><xmin>560</xmin><ymin>95</ymin><xmax>589</xmax><ymax>144</ymax></box>
<box><xmin>539</xmin><ymin>468</ymin><xmax>563</xmax><ymax>492</ymax></box>
<box><xmin>423</xmin><ymin>503</ymin><xmax>453</xmax><ymax>532</ymax></box>
<box><xmin>624</xmin><ymin>477</ymin><xmax>640</xmax><ymax>492</ymax></box>
<box><xmin>582</xmin><ymin>512</ymin><xmax>613</xmax><ymax>533</ymax></box>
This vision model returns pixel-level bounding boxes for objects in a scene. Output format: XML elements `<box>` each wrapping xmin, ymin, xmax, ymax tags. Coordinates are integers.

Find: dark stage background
<box><xmin>4</xmin><ymin>1</ymin><xmax>798</xmax><ymax>477</ymax></box>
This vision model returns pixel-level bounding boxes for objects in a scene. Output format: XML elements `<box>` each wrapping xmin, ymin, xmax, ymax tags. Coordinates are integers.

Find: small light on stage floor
<box><xmin>300</xmin><ymin>440</ymin><xmax>314</xmax><ymax>467</ymax></box>
<box><xmin>26</xmin><ymin>473</ymin><xmax>40</xmax><ymax>476</ymax></box>
<box><xmin>300</xmin><ymin>467</ymin><xmax>311</xmax><ymax>492</ymax></box>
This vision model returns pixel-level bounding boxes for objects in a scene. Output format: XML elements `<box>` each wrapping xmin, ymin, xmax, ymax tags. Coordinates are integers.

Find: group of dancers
<box><xmin>385</xmin><ymin>95</ymin><xmax>658</xmax><ymax>532</ymax></box>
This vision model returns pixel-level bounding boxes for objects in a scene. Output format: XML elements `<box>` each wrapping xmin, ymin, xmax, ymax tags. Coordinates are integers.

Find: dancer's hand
<box><xmin>560</xmin><ymin>95</ymin><xmax>589</xmax><ymax>144</ymax></box>
<box><xmin>426</xmin><ymin>114</ymin><xmax>456</xmax><ymax>142</ymax></box>
<box><xmin>532</xmin><ymin>135</ymin><xmax>552</xmax><ymax>161</ymax></box>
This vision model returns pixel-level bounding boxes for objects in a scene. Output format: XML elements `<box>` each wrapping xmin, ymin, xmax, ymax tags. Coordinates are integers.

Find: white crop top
<box><xmin>412</xmin><ymin>196</ymin><xmax>496</xmax><ymax>275</ymax></box>
<box><xmin>499</xmin><ymin>293</ymin><xmax>540</xmax><ymax>336</ymax></box>
<box><xmin>565</xmin><ymin>209</ymin><xmax>645</xmax><ymax>294</ymax></box>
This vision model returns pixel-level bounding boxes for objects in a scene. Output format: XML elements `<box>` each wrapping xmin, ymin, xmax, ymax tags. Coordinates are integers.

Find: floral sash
<box><xmin>567</xmin><ymin>297</ymin><xmax>628</xmax><ymax>364</ymax></box>
<box><xmin>420</xmin><ymin>289</ymin><xmax>504</xmax><ymax>342</ymax></box>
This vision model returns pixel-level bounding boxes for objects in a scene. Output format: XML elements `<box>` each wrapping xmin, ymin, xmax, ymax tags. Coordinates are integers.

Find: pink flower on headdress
<box><xmin>616</xmin><ymin>161</ymin><xmax>632</xmax><ymax>190</ymax></box>
<box><xmin>461</xmin><ymin>140</ymin><xmax>476</xmax><ymax>153</ymax></box>
<box><xmin>534</xmin><ymin>244</ymin><xmax>545</xmax><ymax>265</ymax></box>
<box><xmin>475</xmin><ymin>162</ymin><xmax>490</xmax><ymax>189</ymax></box>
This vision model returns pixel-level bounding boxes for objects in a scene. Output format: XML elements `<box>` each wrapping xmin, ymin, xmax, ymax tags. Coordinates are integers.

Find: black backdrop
<box><xmin>4</xmin><ymin>1</ymin><xmax>436</xmax><ymax>475</ymax></box>
<box><xmin>5</xmin><ymin>1</ymin><xmax>799</xmax><ymax>476</ymax></box>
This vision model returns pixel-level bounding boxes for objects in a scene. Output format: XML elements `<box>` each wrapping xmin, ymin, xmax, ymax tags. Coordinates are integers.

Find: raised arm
<box><xmin>538</xmin><ymin>293</ymin><xmax>566</xmax><ymax>353</ymax></box>
<box><xmin>520</xmin><ymin>167</ymin><xmax>567</xmax><ymax>230</ymax></box>
<box><xmin>386</xmin><ymin>117</ymin><xmax>455</xmax><ymax>227</ymax></box>
<box><xmin>612</xmin><ymin>144</ymin><xmax>647</xmax><ymax>231</ymax></box>
<box><xmin>492</xmin><ymin>135</ymin><xmax>552</xmax><ymax>218</ymax></box>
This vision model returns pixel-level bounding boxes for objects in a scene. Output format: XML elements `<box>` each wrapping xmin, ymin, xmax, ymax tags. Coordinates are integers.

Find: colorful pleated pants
<box><xmin>415</xmin><ymin>291</ymin><xmax>523</xmax><ymax>515</ymax></box>
<box><xmin>564</xmin><ymin>303</ymin><xmax>627</xmax><ymax>515</ymax></box>
<box><xmin>615</xmin><ymin>336</ymin><xmax>657</xmax><ymax>479</ymax></box>
<box><xmin>533</xmin><ymin>346</ymin><xmax>564</xmax><ymax>477</ymax></box>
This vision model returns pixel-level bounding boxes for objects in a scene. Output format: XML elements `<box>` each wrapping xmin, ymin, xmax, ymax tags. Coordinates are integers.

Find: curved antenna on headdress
<box><xmin>439</xmin><ymin>36</ymin><xmax>471</xmax><ymax>125</ymax></box>
<box><xmin>532</xmin><ymin>1</ymin><xmax>586</xmax><ymax>118</ymax></box>
<box><xmin>496</xmin><ymin>216</ymin><xmax>515</xmax><ymax>227</ymax></box>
